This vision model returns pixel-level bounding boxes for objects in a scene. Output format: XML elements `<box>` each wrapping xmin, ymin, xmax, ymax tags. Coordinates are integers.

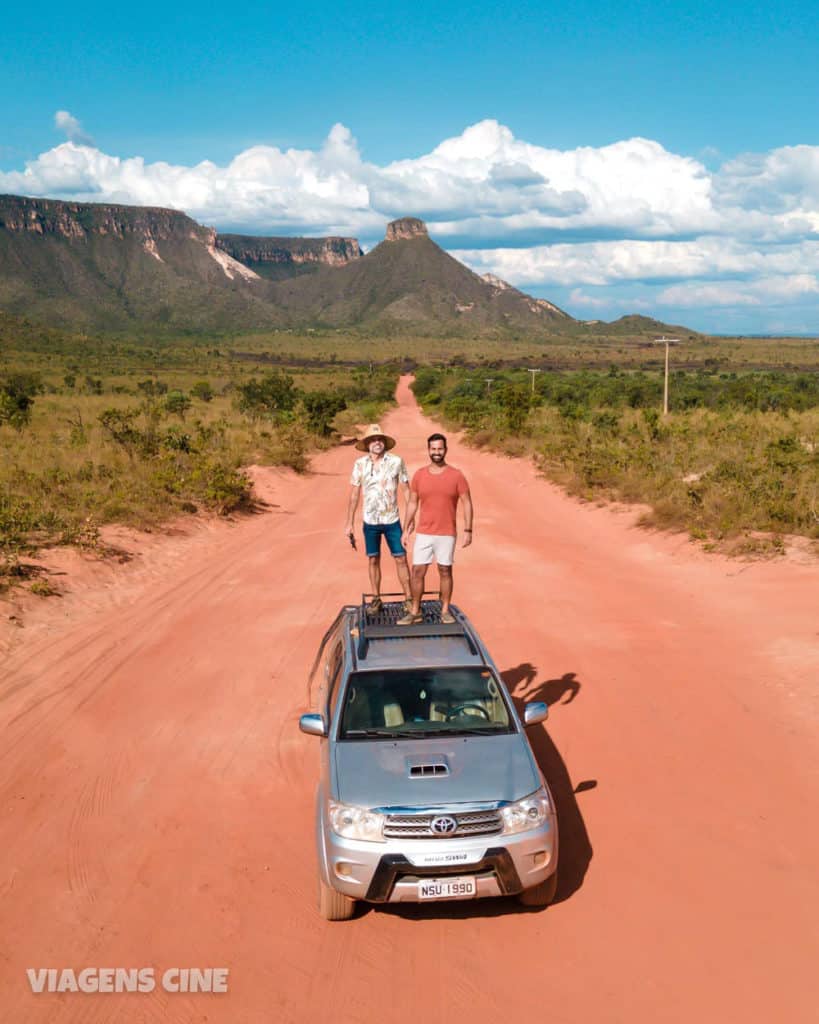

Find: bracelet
<box><xmin>464</xmin><ymin>529</ymin><xmax>473</xmax><ymax>532</ymax></box>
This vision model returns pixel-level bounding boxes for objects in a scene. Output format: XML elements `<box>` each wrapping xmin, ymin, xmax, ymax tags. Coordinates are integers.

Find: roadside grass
<box><xmin>226</xmin><ymin>330</ymin><xmax>819</xmax><ymax>372</ymax></box>
<box><xmin>0</xmin><ymin>343</ymin><xmax>398</xmax><ymax>590</ymax></box>
<box><xmin>10</xmin><ymin>315</ymin><xmax>817</xmax><ymax>376</ymax></box>
<box><xmin>3</xmin><ymin>319</ymin><xmax>818</xmax><ymax>587</ymax></box>
<box><xmin>413</xmin><ymin>367</ymin><xmax>819</xmax><ymax>549</ymax></box>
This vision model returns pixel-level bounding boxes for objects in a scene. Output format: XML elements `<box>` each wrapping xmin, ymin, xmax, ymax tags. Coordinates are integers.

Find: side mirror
<box><xmin>299</xmin><ymin>713</ymin><xmax>327</xmax><ymax>737</ymax></box>
<box><xmin>523</xmin><ymin>701</ymin><xmax>549</xmax><ymax>726</ymax></box>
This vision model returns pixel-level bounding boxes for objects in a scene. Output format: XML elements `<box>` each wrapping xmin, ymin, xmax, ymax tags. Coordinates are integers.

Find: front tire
<box><xmin>517</xmin><ymin>871</ymin><xmax>558</xmax><ymax>907</ymax></box>
<box><xmin>318</xmin><ymin>877</ymin><xmax>357</xmax><ymax>921</ymax></box>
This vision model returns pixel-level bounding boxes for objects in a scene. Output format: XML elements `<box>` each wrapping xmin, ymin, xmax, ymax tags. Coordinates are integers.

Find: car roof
<box><xmin>342</xmin><ymin>599</ymin><xmax>491</xmax><ymax>672</ymax></box>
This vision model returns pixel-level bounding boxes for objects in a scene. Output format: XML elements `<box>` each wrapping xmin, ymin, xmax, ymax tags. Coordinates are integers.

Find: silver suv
<box><xmin>300</xmin><ymin>598</ymin><xmax>559</xmax><ymax>920</ymax></box>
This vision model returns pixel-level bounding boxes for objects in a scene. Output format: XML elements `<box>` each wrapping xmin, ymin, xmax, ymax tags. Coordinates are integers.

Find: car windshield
<box><xmin>338</xmin><ymin>667</ymin><xmax>513</xmax><ymax>739</ymax></box>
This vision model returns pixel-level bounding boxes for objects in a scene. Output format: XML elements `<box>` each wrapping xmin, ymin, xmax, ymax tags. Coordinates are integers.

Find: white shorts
<box><xmin>413</xmin><ymin>533</ymin><xmax>456</xmax><ymax>566</ymax></box>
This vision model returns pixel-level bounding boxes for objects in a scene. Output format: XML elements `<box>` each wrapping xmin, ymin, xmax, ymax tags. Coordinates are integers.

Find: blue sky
<box><xmin>4</xmin><ymin>0</ymin><xmax>819</xmax><ymax>333</ymax></box>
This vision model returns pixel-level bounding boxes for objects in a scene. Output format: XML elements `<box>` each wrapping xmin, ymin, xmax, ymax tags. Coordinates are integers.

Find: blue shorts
<box><xmin>363</xmin><ymin>520</ymin><xmax>406</xmax><ymax>558</ymax></box>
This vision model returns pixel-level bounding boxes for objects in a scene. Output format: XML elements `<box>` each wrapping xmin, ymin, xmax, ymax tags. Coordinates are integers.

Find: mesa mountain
<box><xmin>0</xmin><ymin>194</ymin><xmax>689</xmax><ymax>337</ymax></box>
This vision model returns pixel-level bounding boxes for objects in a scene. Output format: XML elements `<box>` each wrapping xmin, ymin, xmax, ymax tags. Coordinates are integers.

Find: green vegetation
<box><xmin>412</xmin><ymin>365</ymin><xmax>819</xmax><ymax>548</ymax></box>
<box><xmin>0</xmin><ymin>329</ymin><xmax>398</xmax><ymax>589</ymax></box>
<box><xmin>2</xmin><ymin>312</ymin><xmax>817</xmax><ymax>594</ymax></box>
<box><xmin>0</xmin><ymin>372</ymin><xmax>41</xmax><ymax>428</ymax></box>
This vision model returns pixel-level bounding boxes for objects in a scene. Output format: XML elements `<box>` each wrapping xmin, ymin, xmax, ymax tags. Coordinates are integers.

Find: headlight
<box><xmin>328</xmin><ymin>800</ymin><xmax>386</xmax><ymax>842</ymax></box>
<box><xmin>500</xmin><ymin>788</ymin><xmax>552</xmax><ymax>835</ymax></box>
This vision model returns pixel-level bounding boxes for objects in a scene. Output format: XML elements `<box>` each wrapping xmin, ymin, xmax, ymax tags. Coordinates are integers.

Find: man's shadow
<box><xmin>505</xmin><ymin>662</ymin><xmax>581</xmax><ymax>708</ymax></box>
<box><xmin>502</xmin><ymin>664</ymin><xmax>594</xmax><ymax>904</ymax></box>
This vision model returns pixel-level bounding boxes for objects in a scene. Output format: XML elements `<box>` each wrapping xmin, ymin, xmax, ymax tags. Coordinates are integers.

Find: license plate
<box><xmin>418</xmin><ymin>876</ymin><xmax>477</xmax><ymax>900</ymax></box>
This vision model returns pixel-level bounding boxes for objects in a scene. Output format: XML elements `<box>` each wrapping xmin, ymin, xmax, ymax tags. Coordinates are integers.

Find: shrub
<box><xmin>0</xmin><ymin>373</ymin><xmax>41</xmax><ymax>429</ymax></box>
<box><xmin>236</xmin><ymin>371</ymin><xmax>298</xmax><ymax>418</ymax></box>
<box><xmin>270</xmin><ymin>423</ymin><xmax>310</xmax><ymax>472</ymax></box>
<box><xmin>137</xmin><ymin>379</ymin><xmax>168</xmax><ymax>397</ymax></box>
<box><xmin>302</xmin><ymin>391</ymin><xmax>347</xmax><ymax>435</ymax></box>
<box><xmin>497</xmin><ymin>383</ymin><xmax>532</xmax><ymax>433</ymax></box>
<box><xmin>98</xmin><ymin>408</ymin><xmax>159</xmax><ymax>458</ymax></box>
<box><xmin>30</xmin><ymin>579</ymin><xmax>57</xmax><ymax>597</ymax></box>
<box><xmin>189</xmin><ymin>459</ymin><xmax>252</xmax><ymax>514</ymax></box>
<box><xmin>164</xmin><ymin>390</ymin><xmax>192</xmax><ymax>419</ymax></box>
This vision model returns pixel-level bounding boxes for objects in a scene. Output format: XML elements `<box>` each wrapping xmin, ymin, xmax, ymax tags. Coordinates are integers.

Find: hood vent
<box><xmin>407</xmin><ymin>757</ymin><xmax>450</xmax><ymax>779</ymax></box>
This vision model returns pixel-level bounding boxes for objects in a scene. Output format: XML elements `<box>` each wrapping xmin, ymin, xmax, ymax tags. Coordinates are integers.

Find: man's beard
<box><xmin>430</xmin><ymin>453</ymin><xmax>445</xmax><ymax>463</ymax></box>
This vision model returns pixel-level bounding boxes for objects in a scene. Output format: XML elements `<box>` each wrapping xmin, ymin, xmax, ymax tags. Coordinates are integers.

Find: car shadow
<box><xmin>504</xmin><ymin>664</ymin><xmax>594</xmax><ymax>905</ymax></box>
<box><xmin>362</xmin><ymin>664</ymin><xmax>593</xmax><ymax>921</ymax></box>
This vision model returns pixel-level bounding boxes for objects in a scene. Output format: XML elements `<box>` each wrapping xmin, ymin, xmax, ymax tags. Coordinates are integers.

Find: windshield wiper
<box><xmin>345</xmin><ymin>725</ymin><xmax>508</xmax><ymax>739</ymax></box>
<box><xmin>344</xmin><ymin>728</ymin><xmax>422</xmax><ymax>738</ymax></box>
<box><xmin>429</xmin><ymin>725</ymin><xmax>508</xmax><ymax>736</ymax></box>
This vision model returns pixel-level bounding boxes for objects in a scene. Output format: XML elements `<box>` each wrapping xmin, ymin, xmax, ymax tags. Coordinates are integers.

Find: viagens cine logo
<box><xmin>27</xmin><ymin>967</ymin><xmax>229</xmax><ymax>993</ymax></box>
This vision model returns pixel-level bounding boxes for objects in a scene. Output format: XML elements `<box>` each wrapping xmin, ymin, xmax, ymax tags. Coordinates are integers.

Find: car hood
<box><xmin>333</xmin><ymin>734</ymin><xmax>540</xmax><ymax>808</ymax></box>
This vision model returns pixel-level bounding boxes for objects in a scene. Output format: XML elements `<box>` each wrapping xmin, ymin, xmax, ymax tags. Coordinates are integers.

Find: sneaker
<box><xmin>440</xmin><ymin>610</ymin><xmax>455</xmax><ymax>624</ymax></box>
<box><xmin>396</xmin><ymin>611</ymin><xmax>423</xmax><ymax>626</ymax></box>
<box><xmin>366</xmin><ymin>596</ymin><xmax>383</xmax><ymax>615</ymax></box>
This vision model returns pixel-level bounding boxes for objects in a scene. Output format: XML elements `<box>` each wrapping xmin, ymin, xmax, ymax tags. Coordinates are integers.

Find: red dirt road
<box><xmin>1</xmin><ymin>377</ymin><xmax>818</xmax><ymax>1023</ymax></box>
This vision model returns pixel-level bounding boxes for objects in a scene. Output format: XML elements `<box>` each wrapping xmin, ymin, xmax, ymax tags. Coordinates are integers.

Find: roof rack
<box><xmin>355</xmin><ymin>592</ymin><xmax>477</xmax><ymax>659</ymax></box>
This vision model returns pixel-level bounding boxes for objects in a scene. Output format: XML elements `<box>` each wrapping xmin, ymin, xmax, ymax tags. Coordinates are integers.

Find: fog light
<box><xmin>335</xmin><ymin>861</ymin><xmax>354</xmax><ymax>877</ymax></box>
<box><xmin>532</xmin><ymin>850</ymin><xmax>549</xmax><ymax>868</ymax></box>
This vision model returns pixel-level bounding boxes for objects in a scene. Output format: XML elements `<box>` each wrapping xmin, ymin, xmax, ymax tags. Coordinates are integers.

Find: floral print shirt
<box><xmin>350</xmin><ymin>452</ymin><xmax>409</xmax><ymax>525</ymax></box>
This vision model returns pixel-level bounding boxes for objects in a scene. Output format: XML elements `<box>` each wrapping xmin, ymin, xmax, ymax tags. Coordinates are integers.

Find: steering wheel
<box><xmin>446</xmin><ymin>703</ymin><xmax>491</xmax><ymax>721</ymax></box>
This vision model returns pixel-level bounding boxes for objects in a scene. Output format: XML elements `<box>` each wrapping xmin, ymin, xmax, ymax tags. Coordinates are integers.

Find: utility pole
<box><xmin>654</xmin><ymin>337</ymin><xmax>679</xmax><ymax>416</ymax></box>
<box><xmin>526</xmin><ymin>368</ymin><xmax>542</xmax><ymax>393</ymax></box>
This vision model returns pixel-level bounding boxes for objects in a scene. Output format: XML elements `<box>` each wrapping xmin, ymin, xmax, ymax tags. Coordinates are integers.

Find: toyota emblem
<box><xmin>430</xmin><ymin>815</ymin><xmax>458</xmax><ymax>836</ymax></box>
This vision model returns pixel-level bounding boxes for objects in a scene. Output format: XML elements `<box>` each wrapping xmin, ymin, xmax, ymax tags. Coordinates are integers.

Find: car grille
<box><xmin>383</xmin><ymin>809</ymin><xmax>503</xmax><ymax>839</ymax></box>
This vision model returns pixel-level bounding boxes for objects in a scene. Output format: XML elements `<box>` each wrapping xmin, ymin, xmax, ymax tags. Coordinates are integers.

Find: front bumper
<box><xmin>320</xmin><ymin>817</ymin><xmax>557</xmax><ymax>904</ymax></box>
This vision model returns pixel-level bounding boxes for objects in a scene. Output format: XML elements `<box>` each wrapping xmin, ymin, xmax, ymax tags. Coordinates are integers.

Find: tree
<box><xmin>302</xmin><ymin>391</ymin><xmax>347</xmax><ymax>435</ymax></box>
<box><xmin>165</xmin><ymin>391</ymin><xmax>192</xmax><ymax>420</ymax></box>
<box><xmin>0</xmin><ymin>373</ymin><xmax>41</xmax><ymax>429</ymax></box>
<box><xmin>98</xmin><ymin>408</ymin><xmax>144</xmax><ymax>458</ymax></box>
<box><xmin>497</xmin><ymin>382</ymin><xmax>532</xmax><ymax>433</ymax></box>
<box><xmin>236</xmin><ymin>371</ymin><xmax>298</xmax><ymax>418</ymax></box>
<box><xmin>137</xmin><ymin>379</ymin><xmax>168</xmax><ymax>397</ymax></box>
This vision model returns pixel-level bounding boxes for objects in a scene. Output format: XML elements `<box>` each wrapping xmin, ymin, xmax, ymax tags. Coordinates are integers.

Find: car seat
<box><xmin>381</xmin><ymin>694</ymin><xmax>405</xmax><ymax>727</ymax></box>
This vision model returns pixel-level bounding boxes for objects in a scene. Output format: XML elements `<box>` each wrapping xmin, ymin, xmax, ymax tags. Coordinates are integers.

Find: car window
<box><xmin>306</xmin><ymin>610</ymin><xmax>347</xmax><ymax>708</ymax></box>
<box><xmin>326</xmin><ymin>643</ymin><xmax>344</xmax><ymax>720</ymax></box>
<box><xmin>339</xmin><ymin>668</ymin><xmax>512</xmax><ymax>739</ymax></box>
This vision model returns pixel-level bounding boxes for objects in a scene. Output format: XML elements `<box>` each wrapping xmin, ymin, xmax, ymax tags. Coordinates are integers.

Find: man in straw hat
<box><xmin>344</xmin><ymin>424</ymin><xmax>413</xmax><ymax>615</ymax></box>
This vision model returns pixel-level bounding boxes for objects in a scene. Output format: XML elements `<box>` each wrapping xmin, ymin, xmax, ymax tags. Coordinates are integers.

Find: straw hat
<box><xmin>355</xmin><ymin>424</ymin><xmax>396</xmax><ymax>452</ymax></box>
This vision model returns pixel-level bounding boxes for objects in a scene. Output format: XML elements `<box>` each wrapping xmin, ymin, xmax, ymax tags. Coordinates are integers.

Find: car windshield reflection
<box><xmin>339</xmin><ymin>667</ymin><xmax>513</xmax><ymax>740</ymax></box>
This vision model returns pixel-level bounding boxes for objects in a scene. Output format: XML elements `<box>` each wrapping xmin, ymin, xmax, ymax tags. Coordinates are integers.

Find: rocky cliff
<box><xmin>216</xmin><ymin>233</ymin><xmax>362</xmax><ymax>270</ymax></box>
<box><xmin>0</xmin><ymin>194</ymin><xmax>680</xmax><ymax>337</ymax></box>
<box><xmin>0</xmin><ymin>194</ymin><xmax>281</xmax><ymax>331</ymax></box>
<box><xmin>385</xmin><ymin>217</ymin><xmax>428</xmax><ymax>241</ymax></box>
<box><xmin>0</xmin><ymin>194</ymin><xmax>209</xmax><ymax>244</ymax></box>
<box><xmin>270</xmin><ymin>215</ymin><xmax>580</xmax><ymax>332</ymax></box>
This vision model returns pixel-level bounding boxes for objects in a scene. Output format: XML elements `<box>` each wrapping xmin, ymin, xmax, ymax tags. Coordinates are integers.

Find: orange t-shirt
<box><xmin>411</xmin><ymin>466</ymin><xmax>469</xmax><ymax>536</ymax></box>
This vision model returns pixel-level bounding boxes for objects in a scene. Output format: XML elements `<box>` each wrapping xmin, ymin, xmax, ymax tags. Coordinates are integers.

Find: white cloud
<box><xmin>569</xmin><ymin>288</ymin><xmax>610</xmax><ymax>310</ymax></box>
<box><xmin>452</xmin><ymin>238</ymin><xmax>819</xmax><ymax>288</ymax></box>
<box><xmin>54</xmin><ymin>110</ymin><xmax>94</xmax><ymax>146</ymax></box>
<box><xmin>4</xmin><ymin>117</ymin><xmax>819</xmax><ymax>329</ymax></box>
<box><xmin>0</xmin><ymin>118</ymin><xmax>717</xmax><ymax>238</ymax></box>
<box><xmin>657</xmin><ymin>275</ymin><xmax>819</xmax><ymax>309</ymax></box>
